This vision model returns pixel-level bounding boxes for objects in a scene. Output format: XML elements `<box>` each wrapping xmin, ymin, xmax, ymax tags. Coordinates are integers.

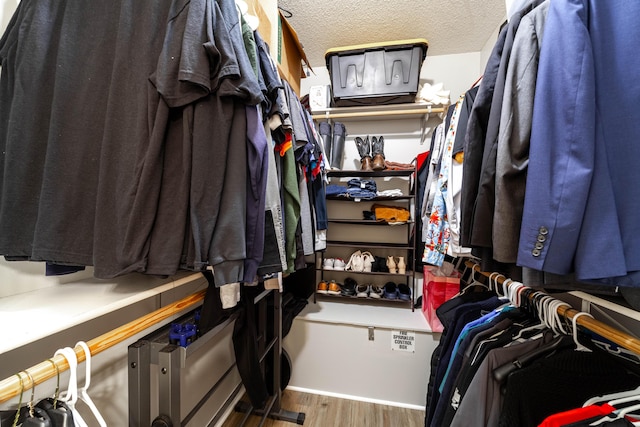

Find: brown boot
<box><xmin>354</xmin><ymin>136</ymin><xmax>373</xmax><ymax>171</ymax></box>
<box><xmin>372</xmin><ymin>136</ymin><xmax>385</xmax><ymax>171</ymax></box>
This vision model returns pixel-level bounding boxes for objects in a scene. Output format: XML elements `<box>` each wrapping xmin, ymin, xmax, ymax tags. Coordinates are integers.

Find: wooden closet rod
<box><xmin>0</xmin><ymin>281</ymin><xmax>207</xmax><ymax>403</ymax></box>
<box><xmin>463</xmin><ymin>260</ymin><xmax>640</xmax><ymax>355</ymax></box>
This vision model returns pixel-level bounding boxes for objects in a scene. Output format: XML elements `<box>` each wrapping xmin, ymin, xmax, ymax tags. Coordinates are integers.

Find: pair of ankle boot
<box><xmin>354</xmin><ymin>136</ymin><xmax>385</xmax><ymax>171</ymax></box>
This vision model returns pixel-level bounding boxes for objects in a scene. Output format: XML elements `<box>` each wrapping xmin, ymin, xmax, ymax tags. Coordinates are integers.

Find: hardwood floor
<box><xmin>220</xmin><ymin>389</ymin><xmax>426</xmax><ymax>427</ymax></box>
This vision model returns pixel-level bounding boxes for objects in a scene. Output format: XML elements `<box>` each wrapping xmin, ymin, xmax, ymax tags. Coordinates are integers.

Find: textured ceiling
<box><xmin>278</xmin><ymin>0</ymin><xmax>507</xmax><ymax>68</ymax></box>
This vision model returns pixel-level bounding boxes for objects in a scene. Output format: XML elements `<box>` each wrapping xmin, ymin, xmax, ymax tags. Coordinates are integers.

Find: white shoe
<box><xmin>323</xmin><ymin>258</ymin><xmax>335</xmax><ymax>270</ymax></box>
<box><xmin>361</xmin><ymin>251</ymin><xmax>375</xmax><ymax>272</ymax></box>
<box><xmin>333</xmin><ymin>258</ymin><xmax>346</xmax><ymax>270</ymax></box>
<box><xmin>345</xmin><ymin>251</ymin><xmax>363</xmax><ymax>272</ymax></box>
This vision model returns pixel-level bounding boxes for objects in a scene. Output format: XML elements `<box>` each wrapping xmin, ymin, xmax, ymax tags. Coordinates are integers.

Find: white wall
<box><xmin>0</xmin><ymin>0</ymin><xmax>18</xmax><ymax>33</ymax></box>
<box><xmin>284</xmin><ymin>319</ymin><xmax>439</xmax><ymax>408</ymax></box>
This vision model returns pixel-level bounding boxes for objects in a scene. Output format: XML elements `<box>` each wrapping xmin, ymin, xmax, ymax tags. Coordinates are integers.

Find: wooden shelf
<box><xmin>315</xmin><ymin>292</ymin><xmax>412</xmax><ymax>305</ymax></box>
<box><xmin>0</xmin><ymin>271</ymin><xmax>205</xmax><ymax>354</ymax></box>
<box><xmin>325</xmin><ymin>240</ymin><xmax>414</xmax><ymax>250</ymax></box>
<box><xmin>311</xmin><ymin>102</ymin><xmax>447</xmax><ymax>121</ymax></box>
<box><xmin>326</xmin><ymin>219</ymin><xmax>413</xmax><ymax>225</ymax></box>
<box><xmin>327</xmin><ymin>169</ymin><xmax>414</xmax><ymax>178</ymax></box>
<box><xmin>326</xmin><ymin>195</ymin><xmax>413</xmax><ymax>202</ymax></box>
<box><xmin>319</xmin><ymin>268</ymin><xmax>415</xmax><ymax>277</ymax></box>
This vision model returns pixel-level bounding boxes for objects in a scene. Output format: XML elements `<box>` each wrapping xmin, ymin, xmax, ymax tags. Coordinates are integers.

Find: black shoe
<box><xmin>383</xmin><ymin>282</ymin><xmax>398</xmax><ymax>299</ymax></box>
<box><xmin>397</xmin><ymin>283</ymin><xmax>411</xmax><ymax>301</ymax></box>
<box><xmin>373</xmin><ymin>256</ymin><xmax>389</xmax><ymax>273</ymax></box>
<box><xmin>341</xmin><ymin>277</ymin><xmax>357</xmax><ymax>296</ymax></box>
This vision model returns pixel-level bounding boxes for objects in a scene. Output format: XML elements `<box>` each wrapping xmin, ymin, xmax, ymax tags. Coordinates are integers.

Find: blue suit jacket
<box><xmin>518</xmin><ymin>0</ymin><xmax>640</xmax><ymax>284</ymax></box>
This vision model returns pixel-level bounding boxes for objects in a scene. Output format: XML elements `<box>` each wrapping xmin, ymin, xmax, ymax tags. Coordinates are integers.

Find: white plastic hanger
<box><xmin>506</xmin><ymin>280</ymin><xmax>524</xmax><ymax>307</ymax></box>
<box><xmin>546</xmin><ymin>299</ymin><xmax>571</xmax><ymax>336</ymax></box>
<box><xmin>571</xmin><ymin>312</ymin><xmax>594</xmax><ymax>352</ymax></box>
<box><xmin>75</xmin><ymin>341</ymin><xmax>107</xmax><ymax>427</ymax></box>
<box><xmin>54</xmin><ymin>347</ymin><xmax>88</xmax><ymax>427</ymax></box>
<box><xmin>583</xmin><ymin>386</ymin><xmax>640</xmax><ymax>407</ymax></box>
<box><xmin>589</xmin><ymin>401</ymin><xmax>640</xmax><ymax>426</ymax></box>
<box><xmin>488</xmin><ymin>272</ymin><xmax>505</xmax><ymax>296</ymax></box>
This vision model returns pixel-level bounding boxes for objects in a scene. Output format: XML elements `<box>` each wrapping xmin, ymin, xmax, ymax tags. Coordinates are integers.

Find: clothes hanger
<box><xmin>75</xmin><ymin>341</ymin><xmax>106</xmax><ymax>427</ymax></box>
<box><xmin>583</xmin><ymin>386</ymin><xmax>640</xmax><ymax>407</ymax></box>
<box><xmin>506</xmin><ymin>280</ymin><xmax>524</xmax><ymax>307</ymax></box>
<box><xmin>36</xmin><ymin>359</ymin><xmax>74</xmax><ymax>427</ymax></box>
<box><xmin>589</xmin><ymin>401</ymin><xmax>640</xmax><ymax>426</ymax></box>
<box><xmin>20</xmin><ymin>371</ymin><xmax>52</xmax><ymax>427</ymax></box>
<box><xmin>604</xmin><ymin>393</ymin><xmax>640</xmax><ymax>409</ymax></box>
<box><xmin>571</xmin><ymin>311</ymin><xmax>594</xmax><ymax>352</ymax></box>
<box><xmin>492</xmin><ymin>333</ymin><xmax>575</xmax><ymax>383</ymax></box>
<box><xmin>10</xmin><ymin>373</ymin><xmax>24</xmax><ymax>427</ymax></box>
<box><xmin>509</xmin><ymin>294</ymin><xmax>547</xmax><ymax>342</ymax></box>
<box><xmin>455</xmin><ymin>264</ymin><xmax>489</xmax><ymax>297</ymax></box>
<box><xmin>545</xmin><ymin>299</ymin><xmax>571</xmax><ymax>336</ymax></box>
<box><xmin>489</xmin><ymin>272</ymin><xmax>506</xmax><ymax>297</ymax></box>
<box><xmin>501</xmin><ymin>278</ymin><xmax>513</xmax><ymax>303</ymax></box>
<box><xmin>54</xmin><ymin>347</ymin><xmax>88</xmax><ymax>427</ymax></box>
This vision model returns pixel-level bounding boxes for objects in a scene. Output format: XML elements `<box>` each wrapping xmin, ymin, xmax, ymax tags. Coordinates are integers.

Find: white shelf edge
<box><xmin>0</xmin><ymin>271</ymin><xmax>205</xmax><ymax>353</ymax></box>
<box><xmin>569</xmin><ymin>291</ymin><xmax>640</xmax><ymax>322</ymax></box>
<box><xmin>296</xmin><ymin>297</ymin><xmax>433</xmax><ymax>333</ymax></box>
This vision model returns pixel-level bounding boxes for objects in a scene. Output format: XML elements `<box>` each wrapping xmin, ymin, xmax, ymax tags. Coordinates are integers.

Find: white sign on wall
<box><xmin>391</xmin><ymin>330</ymin><xmax>416</xmax><ymax>353</ymax></box>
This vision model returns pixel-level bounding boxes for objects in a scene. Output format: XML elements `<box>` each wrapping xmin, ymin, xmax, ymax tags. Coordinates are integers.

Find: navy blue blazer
<box><xmin>518</xmin><ymin>0</ymin><xmax>640</xmax><ymax>284</ymax></box>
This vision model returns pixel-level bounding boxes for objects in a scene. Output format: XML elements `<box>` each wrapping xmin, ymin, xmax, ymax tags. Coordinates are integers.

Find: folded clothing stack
<box><xmin>346</xmin><ymin>178</ymin><xmax>377</xmax><ymax>200</ymax></box>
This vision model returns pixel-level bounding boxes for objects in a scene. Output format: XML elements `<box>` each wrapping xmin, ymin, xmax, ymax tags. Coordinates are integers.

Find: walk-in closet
<box><xmin>2</xmin><ymin>1</ymin><xmax>640</xmax><ymax>426</ymax></box>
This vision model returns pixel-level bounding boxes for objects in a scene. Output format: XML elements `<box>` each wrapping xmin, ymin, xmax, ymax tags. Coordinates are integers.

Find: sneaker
<box><xmin>323</xmin><ymin>258</ymin><xmax>335</xmax><ymax>270</ymax></box>
<box><xmin>333</xmin><ymin>258</ymin><xmax>346</xmax><ymax>270</ymax></box>
<box><xmin>397</xmin><ymin>283</ymin><xmax>411</xmax><ymax>301</ymax></box>
<box><xmin>327</xmin><ymin>280</ymin><xmax>341</xmax><ymax>295</ymax></box>
<box><xmin>383</xmin><ymin>282</ymin><xmax>398</xmax><ymax>299</ymax></box>
<box><xmin>316</xmin><ymin>280</ymin><xmax>329</xmax><ymax>294</ymax></box>
<box><xmin>341</xmin><ymin>277</ymin><xmax>357</xmax><ymax>297</ymax></box>
<box><xmin>369</xmin><ymin>284</ymin><xmax>384</xmax><ymax>299</ymax></box>
<box><xmin>355</xmin><ymin>283</ymin><xmax>370</xmax><ymax>298</ymax></box>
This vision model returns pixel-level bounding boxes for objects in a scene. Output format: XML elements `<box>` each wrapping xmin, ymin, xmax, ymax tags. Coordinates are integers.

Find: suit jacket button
<box><xmin>537</xmin><ymin>235</ymin><xmax>546</xmax><ymax>242</ymax></box>
<box><xmin>532</xmin><ymin>249</ymin><xmax>541</xmax><ymax>257</ymax></box>
<box><xmin>539</xmin><ymin>226</ymin><xmax>549</xmax><ymax>235</ymax></box>
<box><xmin>535</xmin><ymin>242</ymin><xmax>544</xmax><ymax>250</ymax></box>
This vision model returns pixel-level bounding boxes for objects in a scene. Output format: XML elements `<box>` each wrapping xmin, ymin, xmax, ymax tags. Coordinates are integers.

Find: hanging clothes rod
<box><xmin>463</xmin><ymin>260</ymin><xmax>640</xmax><ymax>356</ymax></box>
<box><xmin>0</xmin><ymin>283</ymin><xmax>207</xmax><ymax>403</ymax></box>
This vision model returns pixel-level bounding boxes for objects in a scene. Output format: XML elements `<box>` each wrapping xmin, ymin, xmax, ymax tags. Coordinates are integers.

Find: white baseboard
<box><xmin>285</xmin><ymin>385</ymin><xmax>427</xmax><ymax>411</ymax></box>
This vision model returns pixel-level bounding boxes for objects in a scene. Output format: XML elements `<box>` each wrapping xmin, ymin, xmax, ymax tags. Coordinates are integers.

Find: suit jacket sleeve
<box><xmin>517</xmin><ymin>0</ymin><xmax>596</xmax><ymax>274</ymax></box>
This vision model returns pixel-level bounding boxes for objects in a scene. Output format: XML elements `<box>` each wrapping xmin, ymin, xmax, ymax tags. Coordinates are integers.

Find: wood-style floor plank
<box><xmin>220</xmin><ymin>389</ymin><xmax>425</xmax><ymax>427</ymax></box>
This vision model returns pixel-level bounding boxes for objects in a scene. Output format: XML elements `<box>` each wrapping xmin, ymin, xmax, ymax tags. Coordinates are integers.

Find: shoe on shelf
<box><xmin>323</xmin><ymin>258</ymin><xmax>335</xmax><ymax>270</ymax></box>
<box><xmin>356</xmin><ymin>283</ymin><xmax>370</xmax><ymax>298</ymax></box>
<box><xmin>327</xmin><ymin>280</ymin><xmax>342</xmax><ymax>295</ymax></box>
<box><xmin>341</xmin><ymin>277</ymin><xmax>357</xmax><ymax>297</ymax></box>
<box><xmin>383</xmin><ymin>282</ymin><xmax>398</xmax><ymax>299</ymax></box>
<box><xmin>387</xmin><ymin>256</ymin><xmax>397</xmax><ymax>274</ymax></box>
<box><xmin>372</xmin><ymin>256</ymin><xmax>389</xmax><ymax>273</ymax></box>
<box><xmin>369</xmin><ymin>284</ymin><xmax>384</xmax><ymax>299</ymax></box>
<box><xmin>397</xmin><ymin>256</ymin><xmax>406</xmax><ymax>274</ymax></box>
<box><xmin>397</xmin><ymin>283</ymin><xmax>411</xmax><ymax>301</ymax></box>
<box><xmin>345</xmin><ymin>250</ymin><xmax>364</xmax><ymax>272</ymax></box>
<box><xmin>316</xmin><ymin>280</ymin><xmax>329</xmax><ymax>294</ymax></box>
<box><xmin>361</xmin><ymin>251</ymin><xmax>375</xmax><ymax>272</ymax></box>
<box><xmin>333</xmin><ymin>258</ymin><xmax>346</xmax><ymax>271</ymax></box>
